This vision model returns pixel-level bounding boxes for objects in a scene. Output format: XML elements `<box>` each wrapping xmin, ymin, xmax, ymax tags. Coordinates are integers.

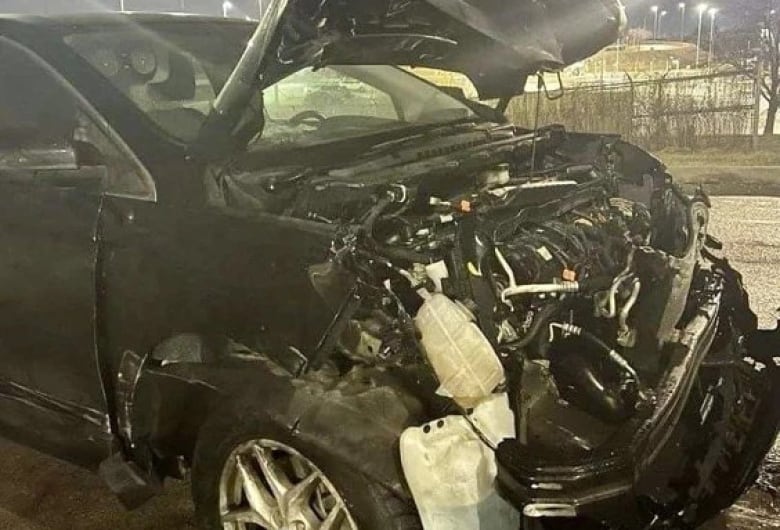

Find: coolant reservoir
<box><xmin>415</xmin><ymin>294</ymin><xmax>505</xmax><ymax>407</ymax></box>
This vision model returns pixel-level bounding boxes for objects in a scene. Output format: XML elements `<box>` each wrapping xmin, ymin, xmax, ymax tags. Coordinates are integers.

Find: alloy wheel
<box><xmin>218</xmin><ymin>439</ymin><xmax>358</xmax><ymax>530</ymax></box>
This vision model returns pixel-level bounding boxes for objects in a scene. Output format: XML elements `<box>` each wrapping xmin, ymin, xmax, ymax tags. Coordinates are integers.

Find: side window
<box><xmin>0</xmin><ymin>39</ymin><xmax>155</xmax><ymax>200</ymax></box>
<box><xmin>74</xmin><ymin>113</ymin><xmax>155</xmax><ymax>199</ymax></box>
<box><xmin>0</xmin><ymin>41</ymin><xmax>75</xmax><ymax>147</ymax></box>
<box><xmin>264</xmin><ymin>66</ymin><xmax>398</xmax><ymax>120</ymax></box>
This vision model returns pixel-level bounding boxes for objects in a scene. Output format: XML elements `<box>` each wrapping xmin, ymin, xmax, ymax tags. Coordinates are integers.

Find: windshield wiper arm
<box><xmin>365</xmin><ymin>117</ymin><xmax>489</xmax><ymax>153</ymax></box>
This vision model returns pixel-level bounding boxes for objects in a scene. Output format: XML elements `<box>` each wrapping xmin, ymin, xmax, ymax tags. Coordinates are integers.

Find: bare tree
<box><xmin>758</xmin><ymin>4</ymin><xmax>780</xmax><ymax>135</ymax></box>
<box><xmin>726</xmin><ymin>0</ymin><xmax>780</xmax><ymax>134</ymax></box>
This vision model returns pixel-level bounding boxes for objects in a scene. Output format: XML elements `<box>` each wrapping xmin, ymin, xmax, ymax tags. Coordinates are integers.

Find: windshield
<box><xmin>62</xmin><ymin>20</ymin><xmax>476</xmax><ymax>148</ymax></box>
<box><xmin>259</xmin><ymin>65</ymin><xmax>476</xmax><ymax>147</ymax></box>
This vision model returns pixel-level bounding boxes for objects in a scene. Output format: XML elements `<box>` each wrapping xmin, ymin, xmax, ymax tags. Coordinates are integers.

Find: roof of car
<box><xmin>0</xmin><ymin>11</ymin><xmax>253</xmax><ymax>31</ymax></box>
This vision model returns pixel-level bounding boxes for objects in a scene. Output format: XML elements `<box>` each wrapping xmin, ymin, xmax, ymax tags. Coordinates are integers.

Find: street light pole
<box><xmin>222</xmin><ymin>0</ymin><xmax>233</xmax><ymax>18</ymax></box>
<box><xmin>708</xmin><ymin>8</ymin><xmax>718</xmax><ymax>69</ymax></box>
<box><xmin>119</xmin><ymin>0</ymin><xmax>125</xmax><ymax>12</ymax></box>
<box><xmin>660</xmin><ymin>10</ymin><xmax>668</xmax><ymax>38</ymax></box>
<box><xmin>651</xmin><ymin>6</ymin><xmax>659</xmax><ymax>39</ymax></box>
<box><xmin>679</xmin><ymin>3</ymin><xmax>687</xmax><ymax>41</ymax></box>
<box><xmin>696</xmin><ymin>3</ymin><xmax>708</xmax><ymax>68</ymax></box>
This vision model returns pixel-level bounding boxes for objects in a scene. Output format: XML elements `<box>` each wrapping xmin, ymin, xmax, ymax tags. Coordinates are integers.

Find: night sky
<box><xmin>0</xmin><ymin>0</ymin><xmax>742</xmax><ymax>32</ymax></box>
<box><xmin>624</xmin><ymin>0</ymin><xmax>742</xmax><ymax>32</ymax></box>
<box><xmin>0</xmin><ymin>0</ymin><xmax>265</xmax><ymax>18</ymax></box>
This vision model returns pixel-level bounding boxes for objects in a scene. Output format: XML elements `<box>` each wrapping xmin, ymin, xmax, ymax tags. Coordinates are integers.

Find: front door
<box><xmin>0</xmin><ymin>38</ymin><xmax>155</xmax><ymax>466</ymax></box>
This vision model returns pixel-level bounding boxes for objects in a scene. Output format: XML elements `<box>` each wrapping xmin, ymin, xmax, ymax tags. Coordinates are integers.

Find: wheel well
<box><xmin>127</xmin><ymin>344</ymin><xmax>426</xmax><ymax>498</ymax></box>
<box><xmin>117</xmin><ymin>333</ymin><xmax>230</xmax><ymax>474</ymax></box>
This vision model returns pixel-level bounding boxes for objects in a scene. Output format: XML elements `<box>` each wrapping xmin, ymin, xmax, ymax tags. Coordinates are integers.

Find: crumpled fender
<box><xmin>129</xmin><ymin>357</ymin><xmax>425</xmax><ymax>498</ymax></box>
<box><xmin>744</xmin><ymin>324</ymin><xmax>780</xmax><ymax>468</ymax></box>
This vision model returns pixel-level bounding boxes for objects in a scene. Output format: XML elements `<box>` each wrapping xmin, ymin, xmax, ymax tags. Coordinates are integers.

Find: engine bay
<box><xmin>211</xmin><ymin>123</ymin><xmax>760</xmax><ymax>526</ymax></box>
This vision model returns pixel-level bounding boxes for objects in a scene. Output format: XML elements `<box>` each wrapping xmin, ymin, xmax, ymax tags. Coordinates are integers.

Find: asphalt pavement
<box><xmin>0</xmin><ymin>196</ymin><xmax>776</xmax><ymax>529</ymax></box>
<box><xmin>699</xmin><ymin>197</ymin><xmax>780</xmax><ymax>530</ymax></box>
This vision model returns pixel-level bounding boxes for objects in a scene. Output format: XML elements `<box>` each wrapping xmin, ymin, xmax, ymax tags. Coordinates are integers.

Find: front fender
<box><xmin>129</xmin><ymin>356</ymin><xmax>426</xmax><ymax>497</ymax></box>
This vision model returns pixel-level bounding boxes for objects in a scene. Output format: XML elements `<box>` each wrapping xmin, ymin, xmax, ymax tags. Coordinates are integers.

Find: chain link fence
<box><xmin>508</xmin><ymin>70</ymin><xmax>758</xmax><ymax>151</ymax></box>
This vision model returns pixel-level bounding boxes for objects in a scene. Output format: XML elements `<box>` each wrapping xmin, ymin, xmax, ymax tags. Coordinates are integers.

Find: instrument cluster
<box><xmin>85</xmin><ymin>43</ymin><xmax>158</xmax><ymax>80</ymax></box>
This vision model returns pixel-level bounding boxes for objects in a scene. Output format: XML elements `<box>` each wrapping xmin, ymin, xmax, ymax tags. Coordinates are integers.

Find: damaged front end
<box><xmin>211</xmin><ymin>125</ymin><xmax>780</xmax><ymax>528</ymax></box>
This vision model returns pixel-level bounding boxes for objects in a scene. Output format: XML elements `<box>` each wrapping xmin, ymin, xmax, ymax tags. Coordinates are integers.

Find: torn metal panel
<box><xmin>286</xmin><ymin>367</ymin><xmax>428</xmax><ymax>498</ymax></box>
<box><xmin>98</xmin><ymin>452</ymin><xmax>162</xmax><ymax>510</ymax></box>
<box><xmin>641</xmin><ymin>197</ymin><xmax>711</xmax><ymax>347</ymax></box>
<box><xmin>131</xmin><ymin>358</ymin><xmax>425</xmax><ymax>498</ymax></box>
<box><xmin>116</xmin><ymin>349</ymin><xmax>146</xmax><ymax>444</ymax></box>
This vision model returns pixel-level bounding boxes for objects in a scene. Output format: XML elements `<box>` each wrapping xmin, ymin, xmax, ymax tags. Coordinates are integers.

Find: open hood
<box><xmin>211</xmin><ymin>0</ymin><xmax>625</xmax><ymax>123</ymax></box>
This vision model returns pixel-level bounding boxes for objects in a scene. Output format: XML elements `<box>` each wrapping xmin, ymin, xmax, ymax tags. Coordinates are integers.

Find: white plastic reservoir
<box><xmin>415</xmin><ymin>293</ymin><xmax>505</xmax><ymax>408</ymax></box>
<box><xmin>400</xmin><ymin>394</ymin><xmax>520</xmax><ymax>530</ymax></box>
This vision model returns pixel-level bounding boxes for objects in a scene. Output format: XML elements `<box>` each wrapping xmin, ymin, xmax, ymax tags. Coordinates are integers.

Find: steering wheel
<box><xmin>288</xmin><ymin>110</ymin><xmax>327</xmax><ymax>128</ymax></box>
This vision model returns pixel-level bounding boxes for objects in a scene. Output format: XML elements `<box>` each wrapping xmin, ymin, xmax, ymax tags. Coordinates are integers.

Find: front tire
<box><xmin>191</xmin><ymin>398</ymin><xmax>422</xmax><ymax>530</ymax></box>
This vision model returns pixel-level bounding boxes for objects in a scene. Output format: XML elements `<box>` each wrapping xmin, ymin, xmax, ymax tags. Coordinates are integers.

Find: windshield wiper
<box><xmin>364</xmin><ymin>116</ymin><xmax>492</xmax><ymax>155</ymax></box>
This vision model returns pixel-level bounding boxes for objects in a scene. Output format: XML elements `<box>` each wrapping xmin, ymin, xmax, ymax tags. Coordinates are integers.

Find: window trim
<box><xmin>0</xmin><ymin>36</ymin><xmax>158</xmax><ymax>203</ymax></box>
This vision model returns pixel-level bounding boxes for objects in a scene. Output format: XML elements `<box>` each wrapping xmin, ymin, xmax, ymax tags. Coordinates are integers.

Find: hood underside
<box><xmin>267</xmin><ymin>0</ymin><xmax>625</xmax><ymax>99</ymax></box>
<box><xmin>203</xmin><ymin>0</ymin><xmax>624</xmax><ymax>155</ymax></box>
<box><xmin>213</xmin><ymin>0</ymin><xmax>625</xmax><ymax>126</ymax></box>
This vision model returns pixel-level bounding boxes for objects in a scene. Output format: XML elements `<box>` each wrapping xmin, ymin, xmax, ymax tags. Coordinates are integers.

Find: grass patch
<box><xmin>657</xmin><ymin>147</ymin><xmax>780</xmax><ymax>167</ymax></box>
